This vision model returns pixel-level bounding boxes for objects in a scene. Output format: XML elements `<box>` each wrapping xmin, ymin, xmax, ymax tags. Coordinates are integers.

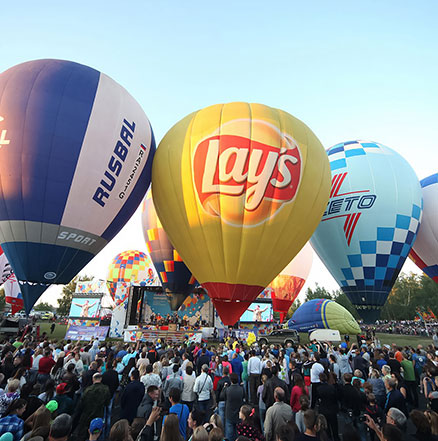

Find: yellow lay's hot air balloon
<box><xmin>152</xmin><ymin>102</ymin><xmax>331</xmax><ymax>325</ymax></box>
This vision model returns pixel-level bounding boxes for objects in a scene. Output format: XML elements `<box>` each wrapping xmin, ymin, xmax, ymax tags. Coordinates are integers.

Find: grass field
<box><xmin>38</xmin><ymin>322</ymin><xmax>67</xmax><ymax>340</ymax></box>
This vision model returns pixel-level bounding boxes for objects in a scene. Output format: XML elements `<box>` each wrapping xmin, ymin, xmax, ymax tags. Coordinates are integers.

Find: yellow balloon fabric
<box><xmin>152</xmin><ymin>102</ymin><xmax>330</xmax><ymax>325</ymax></box>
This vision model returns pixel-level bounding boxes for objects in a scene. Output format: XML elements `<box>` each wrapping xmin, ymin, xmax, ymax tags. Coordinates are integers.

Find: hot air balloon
<box><xmin>288</xmin><ymin>298</ymin><xmax>360</xmax><ymax>334</ymax></box>
<box><xmin>269</xmin><ymin>242</ymin><xmax>313</xmax><ymax>321</ymax></box>
<box><xmin>141</xmin><ymin>193</ymin><xmax>196</xmax><ymax>310</ymax></box>
<box><xmin>152</xmin><ymin>102</ymin><xmax>331</xmax><ymax>325</ymax></box>
<box><xmin>0</xmin><ymin>59</ymin><xmax>155</xmax><ymax>310</ymax></box>
<box><xmin>311</xmin><ymin>141</ymin><xmax>422</xmax><ymax>323</ymax></box>
<box><xmin>107</xmin><ymin>250</ymin><xmax>155</xmax><ymax>300</ymax></box>
<box><xmin>4</xmin><ymin>274</ymin><xmax>24</xmax><ymax>314</ymax></box>
<box><xmin>410</xmin><ymin>174</ymin><xmax>438</xmax><ymax>283</ymax></box>
<box><xmin>0</xmin><ymin>245</ymin><xmax>13</xmax><ymax>285</ymax></box>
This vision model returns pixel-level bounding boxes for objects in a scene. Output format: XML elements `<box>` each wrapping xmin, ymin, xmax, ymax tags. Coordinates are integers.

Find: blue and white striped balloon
<box><xmin>311</xmin><ymin>141</ymin><xmax>422</xmax><ymax>323</ymax></box>
<box><xmin>0</xmin><ymin>59</ymin><xmax>155</xmax><ymax>308</ymax></box>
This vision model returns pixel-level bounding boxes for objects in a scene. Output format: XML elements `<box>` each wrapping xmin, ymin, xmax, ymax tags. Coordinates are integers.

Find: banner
<box><xmin>4</xmin><ymin>274</ymin><xmax>24</xmax><ymax>314</ymax></box>
<box><xmin>75</xmin><ymin>280</ymin><xmax>108</xmax><ymax>294</ymax></box>
<box><xmin>65</xmin><ymin>326</ymin><xmax>109</xmax><ymax>341</ymax></box>
<box><xmin>69</xmin><ymin>296</ymin><xmax>101</xmax><ymax>318</ymax></box>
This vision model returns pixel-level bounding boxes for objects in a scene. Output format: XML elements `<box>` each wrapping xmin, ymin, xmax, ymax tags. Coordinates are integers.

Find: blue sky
<box><xmin>1</xmin><ymin>1</ymin><xmax>437</xmax><ymax>304</ymax></box>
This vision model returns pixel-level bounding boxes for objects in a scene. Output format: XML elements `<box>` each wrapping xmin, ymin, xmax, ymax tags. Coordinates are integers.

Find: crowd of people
<box><xmin>361</xmin><ymin>321</ymin><xmax>438</xmax><ymax>337</ymax></box>
<box><xmin>0</xmin><ymin>332</ymin><xmax>438</xmax><ymax>441</ymax></box>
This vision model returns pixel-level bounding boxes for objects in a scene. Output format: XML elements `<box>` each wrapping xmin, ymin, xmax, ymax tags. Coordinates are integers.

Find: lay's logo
<box><xmin>192</xmin><ymin>120</ymin><xmax>302</xmax><ymax>226</ymax></box>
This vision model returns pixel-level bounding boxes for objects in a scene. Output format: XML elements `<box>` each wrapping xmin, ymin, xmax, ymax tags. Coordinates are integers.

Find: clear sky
<box><xmin>1</xmin><ymin>1</ymin><xmax>437</xmax><ymax>306</ymax></box>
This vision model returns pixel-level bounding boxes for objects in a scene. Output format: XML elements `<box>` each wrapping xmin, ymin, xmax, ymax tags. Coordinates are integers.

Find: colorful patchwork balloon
<box><xmin>141</xmin><ymin>192</ymin><xmax>196</xmax><ymax>310</ymax></box>
<box><xmin>107</xmin><ymin>250</ymin><xmax>155</xmax><ymax>300</ymax></box>
<box><xmin>311</xmin><ymin>141</ymin><xmax>422</xmax><ymax>322</ymax></box>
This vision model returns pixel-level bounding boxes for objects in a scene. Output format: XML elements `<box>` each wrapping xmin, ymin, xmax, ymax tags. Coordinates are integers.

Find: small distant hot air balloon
<box><xmin>107</xmin><ymin>250</ymin><xmax>155</xmax><ymax>300</ymax></box>
<box><xmin>152</xmin><ymin>102</ymin><xmax>331</xmax><ymax>325</ymax></box>
<box><xmin>288</xmin><ymin>298</ymin><xmax>360</xmax><ymax>334</ymax></box>
<box><xmin>0</xmin><ymin>59</ymin><xmax>155</xmax><ymax>310</ymax></box>
<box><xmin>311</xmin><ymin>141</ymin><xmax>422</xmax><ymax>323</ymax></box>
<box><xmin>141</xmin><ymin>193</ymin><xmax>196</xmax><ymax>310</ymax></box>
<box><xmin>269</xmin><ymin>243</ymin><xmax>313</xmax><ymax>321</ymax></box>
<box><xmin>410</xmin><ymin>174</ymin><xmax>438</xmax><ymax>283</ymax></box>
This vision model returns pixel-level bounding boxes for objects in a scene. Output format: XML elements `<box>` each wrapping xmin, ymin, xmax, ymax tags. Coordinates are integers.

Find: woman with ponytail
<box><xmin>237</xmin><ymin>405</ymin><xmax>265</xmax><ymax>441</ymax></box>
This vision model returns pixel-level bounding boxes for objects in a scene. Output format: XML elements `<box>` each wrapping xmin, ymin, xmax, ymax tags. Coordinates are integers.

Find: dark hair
<box><xmin>299</xmin><ymin>394</ymin><xmax>310</xmax><ymax>411</ymax></box>
<box><xmin>42</xmin><ymin>378</ymin><xmax>56</xmax><ymax>401</ymax></box>
<box><xmin>146</xmin><ymin>364</ymin><xmax>153</xmax><ymax>374</ymax></box>
<box><xmin>169</xmin><ymin>387</ymin><xmax>181</xmax><ymax>403</ymax></box>
<box><xmin>382</xmin><ymin>424</ymin><xmax>404</xmax><ymax>441</ymax></box>
<box><xmin>319</xmin><ymin>372</ymin><xmax>328</xmax><ymax>383</ymax></box>
<box><xmin>131</xmin><ymin>417</ymin><xmax>146</xmax><ymax>441</ymax></box>
<box><xmin>342</xmin><ymin>425</ymin><xmax>360</xmax><ymax>441</ymax></box>
<box><xmin>208</xmin><ymin>427</ymin><xmax>224</xmax><ymax>441</ymax></box>
<box><xmin>173</xmin><ymin>364</ymin><xmax>180</xmax><ymax>373</ymax></box>
<box><xmin>122</xmin><ymin>357</ymin><xmax>136</xmax><ymax>376</ymax></box>
<box><xmin>186</xmin><ymin>365</ymin><xmax>193</xmax><ymax>376</ymax></box>
<box><xmin>162</xmin><ymin>414</ymin><xmax>184</xmax><ymax>441</ymax></box>
<box><xmin>230</xmin><ymin>373</ymin><xmax>238</xmax><ymax>384</ymax></box>
<box><xmin>52</xmin><ymin>356</ymin><xmax>65</xmax><ymax>375</ymax></box>
<box><xmin>66</xmin><ymin>363</ymin><xmax>75</xmax><ymax>373</ymax></box>
<box><xmin>303</xmin><ymin>409</ymin><xmax>317</xmax><ymax>430</ymax></box>
<box><xmin>110</xmin><ymin>419</ymin><xmax>131</xmax><ymax>441</ymax></box>
<box><xmin>147</xmin><ymin>385</ymin><xmax>159</xmax><ymax>395</ymax></box>
<box><xmin>410</xmin><ymin>410</ymin><xmax>431</xmax><ymax>435</ymax></box>
<box><xmin>190</xmin><ymin>409</ymin><xmax>205</xmax><ymax>428</ymax></box>
<box><xmin>276</xmin><ymin>423</ymin><xmax>295</xmax><ymax>441</ymax></box>
<box><xmin>223</xmin><ymin>366</ymin><xmax>229</xmax><ymax>376</ymax></box>
<box><xmin>293</xmin><ymin>374</ymin><xmax>307</xmax><ymax>396</ymax></box>
<box><xmin>131</xmin><ymin>369</ymin><xmax>140</xmax><ymax>381</ymax></box>
<box><xmin>50</xmin><ymin>413</ymin><xmax>73</xmax><ymax>439</ymax></box>
<box><xmin>4</xmin><ymin>398</ymin><xmax>26</xmax><ymax>416</ymax></box>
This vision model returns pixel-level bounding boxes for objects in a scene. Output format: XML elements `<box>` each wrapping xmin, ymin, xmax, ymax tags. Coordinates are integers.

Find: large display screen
<box><xmin>240</xmin><ymin>302</ymin><xmax>273</xmax><ymax>322</ymax></box>
<box><xmin>69</xmin><ymin>296</ymin><xmax>101</xmax><ymax>318</ymax></box>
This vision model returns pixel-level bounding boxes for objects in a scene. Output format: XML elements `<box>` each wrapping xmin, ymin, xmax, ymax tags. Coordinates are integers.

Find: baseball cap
<box><xmin>46</xmin><ymin>400</ymin><xmax>58</xmax><ymax>413</ymax></box>
<box><xmin>56</xmin><ymin>383</ymin><xmax>67</xmax><ymax>395</ymax></box>
<box><xmin>89</xmin><ymin>418</ymin><xmax>104</xmax><ymax>434</ymax></box>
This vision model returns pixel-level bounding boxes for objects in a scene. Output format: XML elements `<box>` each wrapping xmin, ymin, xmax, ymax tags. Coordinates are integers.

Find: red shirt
<box><xmin>290</xmin><ymin>385</ymin><xmax>308</xmax><ymax>412</ymax></box>
<box><xmin>38</xmin><ymin>356</ymin><xmax>55</xmax><ymax>374</ymax></box>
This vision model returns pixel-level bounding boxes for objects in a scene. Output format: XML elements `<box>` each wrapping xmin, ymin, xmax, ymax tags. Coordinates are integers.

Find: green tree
<box><xmin>305</xmin><ymin>284</ymin><xmax>333</xmax><ymax>302</ymax></box>
<box><xmin>57</xmin><ymin>275</ymin><xmax>93</xmax><ymax>316</ymax></box>
<box><xmin>34</xmin><ymin>302</ymin><xmax>54</xmax><ymax>312</ymax></box>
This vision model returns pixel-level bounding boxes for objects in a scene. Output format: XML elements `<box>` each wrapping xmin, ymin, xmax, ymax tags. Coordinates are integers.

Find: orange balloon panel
<box><xmin>269</xmin><ymin>242</ymin><xmax>313</xmax><ymax>314</ymax></box>
<box><xmin>152</xmin><ymin>102</ymin><xmax>330</xmax><ymax>325</ymax></box>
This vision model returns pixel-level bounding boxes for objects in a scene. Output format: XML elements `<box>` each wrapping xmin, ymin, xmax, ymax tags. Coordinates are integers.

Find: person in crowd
<box><xmin>76</xmin><ymin>373</ymin><xmax>110</xmax><ymax>440</ymax></box>
<box><xmin>314</xmin><ymin>372</ymin><xmax>339</xmax><ymax>441</ymax></box>
<box><xmin>188</xmin><ymin>410</ymin><xmax>205</xmax><ymax>441</ymax></box>
<box><xmin>167</xmin><ymin>388</ymin><xmax>190</xmax><ymax>439</ymax></box>
<box><xmin>37</xmin><ymin>350</ymin><xmax>55</xmax><ymax>385</ymax></box>
<box><xmin>141</xmin><ymin>364</ymin><xmax>162</xmax><ymax>390</ymax></box>
<box><xmin>0</xmin><ymin>380</ymin><xmax>20</xmax><ymax>417</ymax></box>
<box><xmin>248</xmin><ymin>351</ymin><xmax>262</xmax><ymax>406</ymax></box>
<box><xmin>309</xmin><ymin>353</ymin><xmax>324</xmax><ymax>408</ymax></box>
<box><xmin>120</xmin><ymin>368</ymin><xmax>145</xmax><ymax>423</ymax></box>
<box><xmin>164</xmin><ymin>365</ymin><xmax>183</xmax><ymax>404</ymax></box>
<box><xmin>109</xmin><ymin>419</ymin><xmax>131</xmax><ymax>441</ymax></box>
<box><xmin>27</xmin><ymin>404</ymin><xmax>52</xmax><ymax>440</ymax></box>
<box><xmin>49</xmin><ymin>413</ymin><xmax>73</xmax><ymax>441</ymax></box>
<box><xmin>38</xmin><ymin>379</ymin><xmax>55</xmax><ymax>404</ymax></box>
<box><xmin>224</xmin><ymin>373</ymin><xmax>245</xmax><ymax>441</ymax></box>
<box><xmin>53</xmin><ymin>383</ymin><xmax>74</xmax><ymax>415</ymax></box>
<box><xmin>236</xmin><ymin>405</ymin><xmax>264</xmax><ymax>441</ymax></box>
<box><xmin>409</xmin><ymin>409</ymin><xmax>438</xmax><ymax>441</ymax></box>
<box><xmin>0</xmin><ymin>398</ymin><xmax>27</xmax><ymax>441</ymax></box>
<box><xmin>262</xmin><ymin>366</ymin><xmax>288</xmax><ymax>409</ymax></box>
<box><xmin>296</xmin><ymin>409</ymin><xmax>317</xmax><ymax>441</ymax></box>
<box><xmin>290</xmin><ymin>374</ymin><xmax>308</xmax><ymax>415</ymax></box>
<box><xmin>384</xmin><ymin>377</ymin><xmax>407</xmax><ymax>416</ymax></box>
<box><xmin>264</xmin><ymin>388</ymin><xmax>293</xmax><ymax>441</ymax></box>
<box><xmin>295</xmin><ymin>395</ymin><xmax>310</xmax><ymax>434</ymax></box>
<box><xmin>182</xmin><ymin>365</ymin><xmax>196</xmax><ymax>411</ymax></box>
<box><xmin>137</xmin><ymin>385</ymin><xmax>160</xmax><ymax>420</ymax></box>
<box><xmin>194</xmin><ymin>365</ymin><xmax>213</xmax><ymax>418</ymax></box>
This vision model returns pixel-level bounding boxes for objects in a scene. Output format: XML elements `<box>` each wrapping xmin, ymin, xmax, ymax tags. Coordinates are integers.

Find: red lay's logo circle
<box><xmin>192</xmin><ymin>119</ymin><xmax>302</xmax><ymax>226</ymax></box>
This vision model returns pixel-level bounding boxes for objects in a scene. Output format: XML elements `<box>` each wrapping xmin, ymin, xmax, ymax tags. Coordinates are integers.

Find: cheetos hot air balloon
<box><xmin>152</xmin><ymin>102</ymin><xmax>331</xmax><ymax>325</ymax></box>
<box><xmin>107</xmin><ymin>250</ymin><xmax>155</xmax><ymax>300</ymax></box>
<box><xmin>141</xmin><ymin>192</ymin><xmax>196</xmax><ymax>310</ymax></box>
<box><xmin>269</xmin><ymin>242</ymin><xmax>313</xmax><ymax>321</ymax></box>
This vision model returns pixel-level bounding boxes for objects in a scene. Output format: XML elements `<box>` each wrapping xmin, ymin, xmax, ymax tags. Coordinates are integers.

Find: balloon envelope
<box><xmin>107</xmin><ymin>250</ymin><xmax>155</xmax><ymax>300</ymax></box>
<box><xmin>410</xmin><ymin>174</ymin><xmax>438</xmax><ymax>283</ymax></box>
<box><xmin>152</xmin><ymin>102</ymin><xmax>331</xmax><ymax>325</ymax></box>
<box><xmin>141</xmin><ymin>193</ymin><xmax>196</xmax><ymax>310</ymax></box>
<box><xmin>288</xmin><ymin>298</ymin><xmax>360</xmax><ymax>334</ymax></box>
<box><xmin>0</xmin><ymin>59</ymin><xmax>155</xmax><ymax>308</ymax></box>
<box><xmin>311</xmin><ymin>141</ymin><xmax>422</xmax><ymax>322</ymax></box>
<box><xmin>269</xmin><ymin>242</ymin><xmax>313</xmax><ymax>320</ymax></box>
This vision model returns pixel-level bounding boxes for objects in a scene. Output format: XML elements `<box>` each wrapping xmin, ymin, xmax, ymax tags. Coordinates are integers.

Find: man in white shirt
<box><xmin>247</xmin><ymin>350</ymin><xmax>262</xmax><ymax>405</ymax></box>
<box><xmin>310</xmin><ymin>353</ymin><xmax>324</xmax><ymax>408</ymax></box>
<box><xmin>193</xmin><ymin>364</ymin><xmax>213</xmax><ymax>421</ymax></box>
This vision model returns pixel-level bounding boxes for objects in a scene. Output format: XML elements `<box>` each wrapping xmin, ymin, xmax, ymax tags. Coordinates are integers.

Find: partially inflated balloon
<box><xmin>269</xmin><ymin>242</ymin><xmax>313</xmax><ymax>321</ymax></box>
<box><xmin>0</xmin><ymin>59</ymin><xmax>155</xmax><ymax>308</ymax></box>
<box><xmin>311</xmin><ymin>141</ymin><xmax>422</xmax><ymax>322</ymax></box>
<box><xmin>410</xmin><ymin>174</ymin><xmax>438</xmax><ymax>283</ymax></box>
<box><xmin>107</xmin><ymin>250</ymin><xmax>155</xmax><ymax>300</ymax></box>
<box><xmin>152</xmin><ymin>102</ymin><xmax>331</xmax><ymax>325</ymax></box>
<box><xmin>288</xmin><ymin>298</ymin><xmax>360</xmax><ymax>334</ymax></box>
<box><xmin>141</xmin><ymin>193</ymin><xmax>196</xmax><ymax>310</ymax></box>
<box><xmin>0</xmin><ymin>245</ymin><xmax>13</xmax><ymax>285</ymax></box>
